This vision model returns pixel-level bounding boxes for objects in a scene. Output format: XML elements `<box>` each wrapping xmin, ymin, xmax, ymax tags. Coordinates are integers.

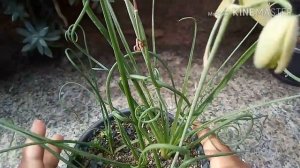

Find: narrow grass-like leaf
<box><xmin>193</xmin><ymin>42</ymin><xmax>257</xmax><ymax>117</ymax></box>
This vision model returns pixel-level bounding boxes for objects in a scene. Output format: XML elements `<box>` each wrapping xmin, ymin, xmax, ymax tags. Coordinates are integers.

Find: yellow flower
<box><xmin>254</xmin><ymin>13</ymin><xmax>299</xmax><ymax>74</ymax></box>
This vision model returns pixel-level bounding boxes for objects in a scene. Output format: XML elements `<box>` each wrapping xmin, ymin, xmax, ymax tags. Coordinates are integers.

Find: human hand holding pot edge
<box><xmin>19</xmin><ymin>120</ymin><xmax>249</xmax><ymax>168</ymax></box>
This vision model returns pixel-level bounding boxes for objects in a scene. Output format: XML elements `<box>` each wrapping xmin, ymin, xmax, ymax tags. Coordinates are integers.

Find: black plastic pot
<box><xmin>272</xmin><ymin>48</ymin><xmax>300</xmax><ymax>86</ymax></box>
<box><xmin>68</xmin><ymin>109</ymin><xmax>209</xmax><ymax>168</ymax></box>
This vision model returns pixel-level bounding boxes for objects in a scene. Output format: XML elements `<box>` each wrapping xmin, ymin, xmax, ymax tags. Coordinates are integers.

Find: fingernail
<box><xmin>32</xmin><ymin>119</ymin><xmax>43</xmax><ymax>125</ymax></box>
<box><xmin>31</xmin><ymin>119</ymin><xmax>44</xmax><ymax>130</ymax></box>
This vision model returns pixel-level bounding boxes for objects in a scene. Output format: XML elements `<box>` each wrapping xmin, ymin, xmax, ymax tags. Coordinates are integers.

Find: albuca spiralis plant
<box><xmin>0</xmin><ymin>0</ymin><xmax>299</xmax><ymax>167</ymax></box>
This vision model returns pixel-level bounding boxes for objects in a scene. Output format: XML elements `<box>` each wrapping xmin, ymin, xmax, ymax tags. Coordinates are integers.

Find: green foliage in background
<box><xmin>0</xmin><ymin>0</ymin><xmax>114</xmax><ymax>57</ymax></box>
<box><xmin>17</xmin><ymin>22</ymin><xmax>61</xmax><ymax>57</ymax></box>
<box><xmin>1</xmin><ymin>0</ymin><xmax>61</xmax><ymax>57</ymax></box>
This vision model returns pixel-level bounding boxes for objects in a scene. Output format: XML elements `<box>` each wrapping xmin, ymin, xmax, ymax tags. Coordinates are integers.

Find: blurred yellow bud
<box><xmin>254</xmin><ymin>13</ymin><xmax>299</xmax><ymax>74</ymax></box>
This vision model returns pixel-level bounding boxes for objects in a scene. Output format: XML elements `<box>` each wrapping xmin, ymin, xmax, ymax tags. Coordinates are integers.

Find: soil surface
<box><xmin>1</xmin><ymin>1</ymin><xmax>300</xmax><ymax>168</ymax></box>
<box><xmin>73</xmin><ymin>121</ymin><xmax>203</xmax><ymax>168</ymax></box>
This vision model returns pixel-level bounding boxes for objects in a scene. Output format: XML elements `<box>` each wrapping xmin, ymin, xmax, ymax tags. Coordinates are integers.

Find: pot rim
<box><xmin>77</xmin><ymin>109</ymin><xmax>131</xmax><ymax>143</ymax></box>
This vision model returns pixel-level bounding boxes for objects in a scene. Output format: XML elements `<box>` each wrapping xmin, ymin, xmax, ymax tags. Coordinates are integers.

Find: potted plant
<box><xmin>0</xmin><ymin>0</ymin><xmax>299</xmax><ymax>167</ymax></box>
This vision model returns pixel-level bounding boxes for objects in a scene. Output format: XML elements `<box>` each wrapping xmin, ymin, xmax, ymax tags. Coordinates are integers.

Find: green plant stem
<box><xmin>171</xmin><ymin>17</ymin><xmax>198</xmax><ymax>142</ymax></box>
<box><xmin>100</xmin><ymin>0</ymin><xmax>146</xmax><ymax>152</ymax></box>
<box><xmin>152</xmin><ymin>0</ymin><xmax>156</xmax><ymax>57</ymax></box>
<box><xmin>136</xmin><ymin>107</ymin><xmax>162</xmax><ymax>168</ymax></box>
<box><xmin>284</xmin><ymin>69</ymin><xmax>300</xmax><ymax>82</ymax></box>
<box><xmin>82</xmin><ymin>0</ymin><xmax>111</xmax><ymax>45</ymax></box>
<box><xmin>189</xmin><ymin>113</ymin><xmax>253</xmax><ymax>148</ymax></box>
<box><xmin>193</xmin><ymin>42</ymin><xmax>257</xmax><ymax>118</ymax></box>
<box><xmin>178</xmin><ymin>152</ymin><xmax>239</xmax><ymax>168</ymax></box>
<box><xmin>123</xmin><ymin>1</ymin><xmax>173</xmax><ymax>157</ymax></box>
<box><xmin>170</xmin><ymin>13</ymin><xmax>225</xmax><ymax>153</ymax></box>
<box><xmin>171</xmin><ymin>13</ymin><xmax>232</xmax><ymax>168</ymax></box>
<box><xmin>71</xmin><ymin>0</ymin><xmax>89</xmax><ymax>40</ymax></box>
<box><xmin>107</xmin><ymin>0</ymin><xmax>160</xmax><ymax>116</ymax></box>
<box><xmin>106</xmin><ymin>51</ymin><xmax>191</xmax><ymax>148</ymax></box>
<box><xmin>133</xmin><ymin>5</ymin><xmax>171</xmax><ymax>149</ymax></box>
<box><xmin>65</xmin><ymin>49</ymin><xmax>114</xmax><ymax>153</ymax></box>
<box><xmin>201</xmin><ymin>22</ymin><xmax>258</xmax><ymax>99</ymax></box>
<box><xmin>105</xmin><ymin>52</ymin><xmax>163</xmax><ymax>142</ymax></box>
<box><xmin>115</xmin><ymin>119</ymin><xmax>139</xmax><ymax>160</ymax></box>
<box><xmin>122</xmin><ymin>4</ymin><xmax>173</xmax><ymax>146</ymax></box>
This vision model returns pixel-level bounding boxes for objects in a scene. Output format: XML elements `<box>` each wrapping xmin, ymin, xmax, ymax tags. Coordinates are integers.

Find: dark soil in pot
<box><xmin>68</xmin><ymin>110</ymin><xmax>209</xmax><ymax>168</ymax></box>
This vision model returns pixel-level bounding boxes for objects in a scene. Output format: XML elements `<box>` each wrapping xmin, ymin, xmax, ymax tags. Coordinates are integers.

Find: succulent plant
<box><xmin>17</xmin><ymin>22</ymin><xmax>61</xmax><ymax>58</ymax></box>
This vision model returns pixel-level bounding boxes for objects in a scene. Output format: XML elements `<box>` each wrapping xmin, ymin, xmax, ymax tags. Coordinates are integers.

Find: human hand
<box><xmin>193</xmin><ymin>121</ymin><xmax>250</xmax><ymax>168</ymax></box>
<box><xmin>19</xmin><ymin>119</ymin><xmax>63</xmax><ymax>168</ymax></box>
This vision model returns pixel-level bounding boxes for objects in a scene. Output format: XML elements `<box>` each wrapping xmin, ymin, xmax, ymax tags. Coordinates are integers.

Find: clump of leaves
<box><xmin>0</xmin><ymin>0</ymin><xmax>64</xmax><ymax>58</ymax></box>
<box><xmin>17</xmin><ymin>22</ymin><xmax>61</xmax><ymax>58</ymax></box>
<box><xmin>0</xmin><ymin>0</ymin><xmax>116</xmax><ymax>58</ymax></box>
